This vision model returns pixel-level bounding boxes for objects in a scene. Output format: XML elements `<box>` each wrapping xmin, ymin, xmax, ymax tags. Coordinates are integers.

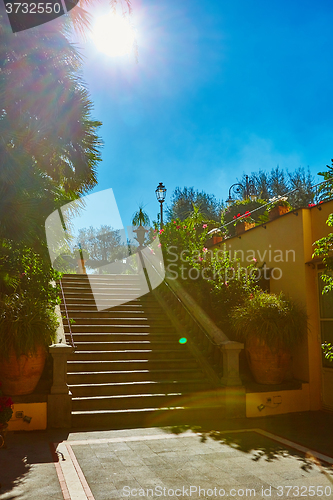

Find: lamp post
<box><xmin>155</xmin><ymin>182</ymin><xmax>166</xmax><ymax>229</ymax></box>
<box><xmin>226</xmin><ymin>175</ymin><xmax>257</xmax><ymax>205</ymax></box>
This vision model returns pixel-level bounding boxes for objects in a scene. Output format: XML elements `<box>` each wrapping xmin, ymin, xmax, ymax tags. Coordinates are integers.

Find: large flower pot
<box><xmin>268</xmin><ymin>205</ymin><xmax>290</xmax><ymax>221</ymax></box>
<box><xmin>235</xmin><ymin>221</ymin><xmax>255</xmax><ymax>236</ymax></box>
<box><xmin>212</xmin><ymin>236</ymin><xmax>223</xmax><ymax>245</ymax></box>
<box><xmin>0</xmin><ymin>423</ymin><xmax>8</xmax><ymax>449</ymax></box>
<box><xmin>245</xmin><ymin>336</ymin><xmax>291</xmax><ymax>384</ymax></box>
<box><xmin>0</xmin><ymin>346</ymin><xmax>47</xmax><ymax>396</ymax></box>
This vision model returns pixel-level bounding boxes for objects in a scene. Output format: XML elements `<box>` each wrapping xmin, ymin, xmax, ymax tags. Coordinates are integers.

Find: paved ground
<box><xmin>1</xmin><ymin>411</ymin><xmax>333</xmax><ymax>500</ymax></box>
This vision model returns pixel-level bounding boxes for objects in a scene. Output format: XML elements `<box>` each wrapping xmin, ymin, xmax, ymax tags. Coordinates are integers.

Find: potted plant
<box><xmin>205</xmin><ymin>228</ymin><xmax>225</xmax><ymax>246</ymax></box>
<box><xmin>0</xmin><ymin>382</ymin><xmax>13</xmax><ymax>448</ymax></box>
<box><xmin>0</xmin><ymin>294</ymin><xmax>59</xmax><ymax>395</ymax></box>
<box><xmin>267</xmin><ymin>196</ymin><xmax>291</xmax><ymax>220</ymax></box>
<box><xmin>212</xmin><ymin>229</ymin><xmax>224</xmax><ymax>245</ymax></box>
<box><xmin>233</xmin><ymin>211</ymin><xmax>255</xmax><ymax>236</ymax></box>
<box><xmin>0</xmin><ymin>245</ymin><xmax>60</xmax><ymax>396</ymax></box>
<box><xmin>230</xmin><ymin>291</ymin><xmax>307</xmax><ymax>384</ymax></box>
<box><xmin>132</xmin><ymin>206</ymin><xmax>150</xmax><ymax>248</ymax></box>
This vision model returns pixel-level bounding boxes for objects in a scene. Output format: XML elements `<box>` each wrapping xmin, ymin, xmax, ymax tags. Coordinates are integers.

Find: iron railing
<box><xmin>59</xmin><ymin>279</ymin><xmax>76</xmax><ymax>349</ymax></box>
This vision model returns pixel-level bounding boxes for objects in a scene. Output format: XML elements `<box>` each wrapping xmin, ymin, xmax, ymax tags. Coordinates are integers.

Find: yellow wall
<box><xmin>311</xmin><ymin>201</ymin><xmax>333</xmax><ymax>242</ymax></box>
<box><xmin>7</xmin><ymin>402</ymin><xmax>47</xmax><ymax>431</ymax></box>
<box><xmin>213</xmin><ymin>200</ymin><xmax>333</xmax><ymax>412</ymax></box>
<box><xmin>246</xmin><ymin>384</ymin><xmax>310</xmax><ymax>417</ymax></box>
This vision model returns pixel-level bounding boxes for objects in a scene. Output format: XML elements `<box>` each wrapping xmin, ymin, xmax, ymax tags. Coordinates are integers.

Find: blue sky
<box><xmin>78</xmin><ymin>0</ymin><xmax>333</xmax><ymax>229</ymax></box>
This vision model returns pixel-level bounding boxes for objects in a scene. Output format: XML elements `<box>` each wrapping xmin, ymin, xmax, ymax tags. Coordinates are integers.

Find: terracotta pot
<box><xmin>268</xmin><ymin>205</ymin><xmax>290</xmax><ymax>221</ymax></box>
<box><xmin>245</xmin><ymin>336</ymin><xmax>291</xmax><ymax>384</ymax></box>
<box><xmin>212</xmin><ymin>236</ymin><xmax>223</xmax><ymax>245</ymax></box>
<box><xmin>0</xmin><ymin>346</ymin><xmax>47</xmax><ymax>396</ymax></box>
<box><xmin>235</xmin><ymin>221</ymin><xmax>255</xmax><ymax>236</ymax></box>
<box><xmin>0</xmin><ymin>423</ymin><xmax>8</xmax><ymax>449</ymax></box>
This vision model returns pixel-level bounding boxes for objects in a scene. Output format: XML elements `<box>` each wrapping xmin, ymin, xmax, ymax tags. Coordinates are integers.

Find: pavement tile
<box><xmin>87</xmin><ymin>485</ymin><xmax>121</xmax><ymax>500</ymax></box>
<box><xmin>141</xmin><ymin>455</ymin><xmax>174</xmax><ymax>467</ymax></box>
<box><xmin>106</xmin><ymin>442</ymin><xmax>132</xmax><ymax>452</ymax></box>
<box><xmin>116</xmin><ymin>454</ymin><xmax>146</xmax><ymax>467</ymax></box>
<box><xmin>126</xmin><ymin>442</ymin><xmax>157</xmax><ymax>455</ymax></box>
<box><xmin>112</xmin><ymin>477</ymin><xmax>142</xmax><ymax>490</ymax></box>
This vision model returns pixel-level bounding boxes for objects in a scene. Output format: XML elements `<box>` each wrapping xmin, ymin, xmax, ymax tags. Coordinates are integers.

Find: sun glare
<box><xmin>92</xmin><ymin>12</ymin><xmax>135</xmax><ymax>57</ymax></box>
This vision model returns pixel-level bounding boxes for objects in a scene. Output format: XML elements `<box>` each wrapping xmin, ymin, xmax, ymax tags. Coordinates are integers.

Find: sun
<box><xmin>92</xmin><ymin>12</ymin><xmax>135</xmax><ymax>57</ymax></box>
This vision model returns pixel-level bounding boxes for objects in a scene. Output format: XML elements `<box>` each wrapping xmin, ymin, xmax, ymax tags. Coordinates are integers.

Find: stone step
<box><xmin>62</xmin><ymin>289</ymin><xmax>144</xmax><ymax>298</ymax></box>
<box><xmin>67</xmin><ymin>339</ymin><xmax>183</xmax><ymax>350</ymax></box>
<box><xmin>71</xmin><ymin>389</ymin><xmax>223</xmax><ymax>411</ymax></box>
<box><xmin>63</xmin><ymin>296</ymin><xmax>142</xmax><ymax>305</ymax></box>
<box><xmin>63</xmin><ymin>317</ymin><xmax>169</xmax><ymax>326</ymax></box>
<box><xmin>67</xmin><ymin>359</ymin><xmax>198</xmax><ymax>372</ymax></box>
<box><xmin>68</xmin><ymin>349</ymin><xmax>193</xmax><ymax>361</ymax></box>
<box><xmin>66</xmin><ymin>332</ymin><xmax>179</xmax><ymax>351</ymax></box>
<box><xmin>62</xmin><ymin>278</ymin><xmax>143</xmax><ymax>283</ymax></box>
<box><xmin>67</xmin><ymin>368</ymin><xmax>203</xmax><ymax>384</ymax></box>
<box><xmin>62</xmin><ymin>274</ymin><xmax>142</xmax><ymax>281</ymax></box>
<box><xmin>71</xmin><ymin>405</ymin><xmax>225</xmax><ymax>430</ymax></box>
<box><xmin>60</xmin><ymin>304</ymin><xmax>162</xmax><ymax>313</ymax></box>
<box><xmin>60</xmin><ymin>275</ymin><xmax>221</xmax><ymax>429</ymax></box>
<box><xmin>61</xmin><ymin>292</ymin><xmax>158</xmax><ymax>302</ymax></box>
<box><xmin>69</xmin><ymin>380</ymin><xmax>213</xmax><ymax>397</ymax></box>
<box><xmin>65</xmin><ymin>324</ymin><xmax>176</xmax><ymax>333</ymax></box>
<box><xmin>61</xmin><ymin>280</ymin><xmax>142</xmax><ymax>287</ymax></box>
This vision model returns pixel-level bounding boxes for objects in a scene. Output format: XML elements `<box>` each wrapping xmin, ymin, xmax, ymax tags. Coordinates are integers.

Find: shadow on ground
<box><xmin>164</xmin><ymin>423</ymin><xmax>333</xmax><ymax>481</ymax></box>
<box><xmin>0</xmin><ymin>430</ymin><xmax>69</xmax><ymax>497</ymax></box>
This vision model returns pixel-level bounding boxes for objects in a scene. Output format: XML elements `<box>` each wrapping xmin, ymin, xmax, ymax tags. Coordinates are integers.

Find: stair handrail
<box><xmin>59</xmin><ymin>278</ymin><xmax>76</xmax><ymax>349</ymax></box>
<box><xmin>144</xmin><ymin>252</ymin><xmax>231</xmax><ymax>347</ymax></box>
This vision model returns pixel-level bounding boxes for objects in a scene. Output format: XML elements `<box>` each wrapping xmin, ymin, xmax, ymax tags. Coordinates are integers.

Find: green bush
<box><xmin>230</xmin><ymin>291</ymin><xmax>308</xmax><ymax>349</ymax></box>
<box><xmin>0</xmin><ymin>241</ymin><xmax>61</xmax><ymax>358</ymax></box>
<box><xmin>0</xmin><ymin>294</ymin><xmax>59</xmax><ymax>359</ymax></box>
<box><xmin>158</xmin><ymin>209</ymin><xmax>259</xmax><ymax>335</ymax></box>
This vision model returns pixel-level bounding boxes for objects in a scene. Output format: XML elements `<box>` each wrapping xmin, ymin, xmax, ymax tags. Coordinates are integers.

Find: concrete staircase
<box><xmin>60</xmin><ymin>274</ymin><xmax>224</xmax><ymax>429</ymax></box>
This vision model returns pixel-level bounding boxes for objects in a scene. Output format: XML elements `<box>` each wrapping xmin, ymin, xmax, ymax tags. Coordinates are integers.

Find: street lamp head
<box><xmin>155</xmin><ymin>182</ymin><xmax>166</xmax><ymax>203</ymax></box>
<box><xmin>226</xmin><ymin>195</ymin><xmax>234</xmax><ymax>206</ymax></box>
<box><xmin>248</xmin><ymin>181</ymin><xmax>257</xmax><ymax>202</ymax></box>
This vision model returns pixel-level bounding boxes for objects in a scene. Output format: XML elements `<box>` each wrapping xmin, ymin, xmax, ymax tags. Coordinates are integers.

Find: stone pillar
<box><xmin>220</xmin><ymin>340</ymin><xmax>243</xmax><ymax>386</ymax></box>
<box><xmin>220</xmin><ymin>341</ymin><xmax>246</xmax><ymax>418</ymax></box>
<box><xmin>47</xmin><ymin>343</ymin><xmax>73</xmax><ymax>429</ymax></box>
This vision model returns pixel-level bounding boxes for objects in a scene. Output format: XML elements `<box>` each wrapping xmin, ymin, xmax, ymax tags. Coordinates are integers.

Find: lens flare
<box><xmin>92</xmin><ymin>12</ymin><xmax>135</xmax><ymax>57</ymax></box>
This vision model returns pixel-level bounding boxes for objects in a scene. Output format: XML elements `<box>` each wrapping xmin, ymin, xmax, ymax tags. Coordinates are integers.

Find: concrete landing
<box><xmin>1</xmin><ymin>411</ymin><xmax>333</xmax><ymax>500</ymax></box>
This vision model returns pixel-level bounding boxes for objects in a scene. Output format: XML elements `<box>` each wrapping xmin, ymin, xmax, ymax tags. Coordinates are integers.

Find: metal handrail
<box><xmin>216</xmin><ymin>177</ymin><xmax>333</xmax><ymax>233</ymax></box>
<box><xmin>59</xmin><ymin>279</ymin><xmax>76</xmax><ymax>349</ymax></box>
<box><xmin>161</xmin><ymin>277</ymin><xmax>224</xmax><ymax>347</ymax></box>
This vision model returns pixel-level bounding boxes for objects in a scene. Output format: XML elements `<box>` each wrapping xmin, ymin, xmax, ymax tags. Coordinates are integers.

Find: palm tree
<box><xmin>0</xmin><ymin>3</ymin><xmax>103</xmax><ymax>247</ymax></box>
<box><xmin>132</xmin><ymin>206</ymin><xmax>150</xmax><ymax>227</ymax></box>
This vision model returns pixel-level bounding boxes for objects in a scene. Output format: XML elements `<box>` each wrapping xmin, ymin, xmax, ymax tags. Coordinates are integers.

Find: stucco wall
<box><xmin>213</xmin><ymin>201</ymin><xmax>333</xmax><ymax>410</ymax></box>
